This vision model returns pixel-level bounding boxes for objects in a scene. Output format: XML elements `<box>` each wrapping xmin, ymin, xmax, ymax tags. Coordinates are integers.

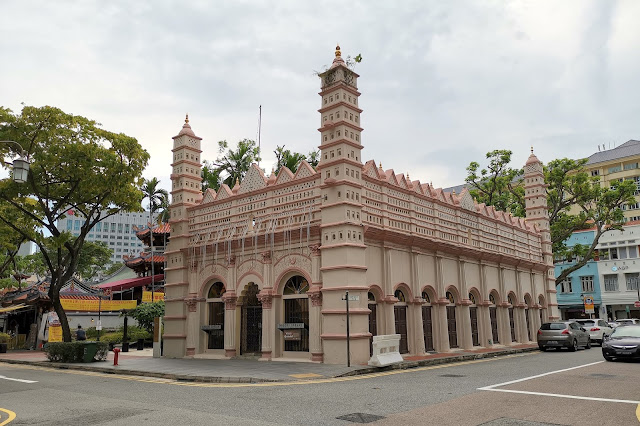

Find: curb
<box><xmin>0</xmin><ymin>358</ymin><xmax>282</xmax><ymax>384</ymax></box>
<box><xmin>336</xmin><ymin>346</ymin><xmax>540</xmax><ymax>377</ymax></box>
<box><xmin>0</xmin><ymin>346</ymin><xmax>539</xmax><ymax>384</ymax></box>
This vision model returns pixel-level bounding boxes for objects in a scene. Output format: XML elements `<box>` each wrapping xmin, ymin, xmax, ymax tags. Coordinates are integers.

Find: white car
<box><xmin>576</xmin><ymin>319</ymin><xmax>614</xmax><ymax>345</ymax></box>
<box><xmin>615</xmin><ymin>318</ymin><xmax>640</xmax><ymax>326</ymax></box>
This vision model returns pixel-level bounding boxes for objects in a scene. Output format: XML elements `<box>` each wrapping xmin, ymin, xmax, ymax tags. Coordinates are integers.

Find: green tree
<box><xmin>306</xmin><ymin>149</ymin><xmax>320</xmax><ymax>169</ymax></box>
<box><xmin>155</xmin><ymin>192</ymin><xmax>170</xmax><ymax>224</ymax></box>
<box><xmin>0</xmin><ymin>105</ymin><xmax>149</xmax><ymax>341</ymax></box>
<box><xmin>274</xmin><ymin>145</ymin><xmax>307</xmax><ymax>174</ymax></box>
<box><xmin>130</xmin><ymin>300</ymin><xmax>165</xmax><ymax>333</ymax></box>
<box><xmin>141</xmin><ymin>178</ymin><xmax>168</xmax><ymax>220</ymax></box>
<box><xmin>466</xmin><ymin>150</ymin><xmax>636</xmax><ymax>284</ymax></box>
<box><xmin>201</xmin><ymin>161</ymin><xmax>222</xmax><ymax>193</ymax></box>
<box><xmin>0</xmin><ymin>198</ymin><xmax>40</xmax><ymax>277</ymax></box>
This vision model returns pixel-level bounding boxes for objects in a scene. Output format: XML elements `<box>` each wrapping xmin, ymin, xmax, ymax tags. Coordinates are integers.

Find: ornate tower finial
<box><xmin>335</xmin><ymin>44</ymin><xmax>341</xmax><ymax>58</ymax></box>
<box><xmin>531</xmin><ymin>146</ymin><xmax>534</xmax><ymax>154</ymax></box>
<box><xmin>407</xmin><ymin>173</ymin><xmax>410</xmax><ymax>181</ymax></box>
<box><xmin>185</xmin><ymin>114</ymin><xmax>189</xmax><ymax>124</ymax></box>
<box><xmin>379</xmin><ymin>162</ymin><xmax>383</xmax><ymax>169</ymax></box>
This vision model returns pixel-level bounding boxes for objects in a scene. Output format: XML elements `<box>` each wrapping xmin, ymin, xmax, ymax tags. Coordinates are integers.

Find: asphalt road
<box><xmin>1</xmin><ymin>348</ymin><xmax>638</xmax><ymax>425</ymax></box>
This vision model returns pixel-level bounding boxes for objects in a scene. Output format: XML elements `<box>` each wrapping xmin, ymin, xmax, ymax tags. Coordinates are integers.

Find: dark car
<box><xmin>602</xmin><ymin>324</ymin><xmax>640</xmax><ymax>361</ymax></box>
<box><xmin>537</xmin><ymin>321</ymin><xmax>591</xmax><ymax>351</ymax></box>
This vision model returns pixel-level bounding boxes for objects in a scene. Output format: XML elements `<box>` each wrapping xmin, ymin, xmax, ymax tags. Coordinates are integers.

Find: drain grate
<box><xmin>590</xmin><ymin>373</ymin><xmax>616</xmax><ymax>378</ymax></box>
<box><xmin>336</xmin><ymin>413</ymin><xmax>386</xmax><ymax>423</ymax></box>
<box><xmin>439</xmin><ymin>374</ymin><xmax>466</xmax><ymax>378</ymax></box>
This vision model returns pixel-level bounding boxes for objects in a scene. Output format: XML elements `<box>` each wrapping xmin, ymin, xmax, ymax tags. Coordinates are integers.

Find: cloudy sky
<box><xmin>2</xmin><ymin>0</ymin><xmax>639</xmax><ymax>193</ymax></box>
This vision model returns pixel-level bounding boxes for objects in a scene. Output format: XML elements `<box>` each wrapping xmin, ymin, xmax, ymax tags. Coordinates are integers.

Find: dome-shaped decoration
<box><xmin>178</xmin><ymin>113</ymin><xmax>196</xmax><ymax>137</ymax></box>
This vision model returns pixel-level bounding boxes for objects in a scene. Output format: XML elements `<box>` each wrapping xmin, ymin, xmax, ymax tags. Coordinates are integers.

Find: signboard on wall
<box><xmin>60</xmin><ymin>299</ymin><xmax>137</xmax><ymax>312</ymax></box>
<box><xmin>142</xmin><ymin>291</ymin><xmax>165</xmax><ymax>303</ymax></box>
<box><xmin>48</xmin><ymin>325</ymin><xmax>62</xmax><ymax>342</ymax></box>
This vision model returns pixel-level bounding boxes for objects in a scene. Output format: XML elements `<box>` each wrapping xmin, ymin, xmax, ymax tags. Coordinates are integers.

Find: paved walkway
<box><xmin>0</xmin><ymin>343</ymin><xmax>538</xmax><ymax>383</ymax></box>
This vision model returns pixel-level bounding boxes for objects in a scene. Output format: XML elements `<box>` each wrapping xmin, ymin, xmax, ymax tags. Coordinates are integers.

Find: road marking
<box><xmin>289</xmin><ymin>373</ymin><xmax>324</xmax><ymax>379</ymax></box>
<box><xmin>482</xmin><ymin>388</ymin><xmax>640</xmax><ymax>405</ymax></box>
<box><xmin>1</xmin><ymin>352</ymin><xmax>537</xmax><ymax>388</ymax></box>
<box><xmin>478</xmin><ymin>360</ymin><xmax>604</xmax><ymax>390</ymax></box>
<box><xmin>636</xmin><ymin>404</ymin><xmax>639</xmax><ymax>422</ymax></box>
<box><xmin>0</xmin><ymin>408</ymin><xmax>16</xmax><ymax>426</ymax></box>
<box><xmin>0</xmin><ymin>375</ymin><xmax>37</xmax><ymax>384</ymax></box>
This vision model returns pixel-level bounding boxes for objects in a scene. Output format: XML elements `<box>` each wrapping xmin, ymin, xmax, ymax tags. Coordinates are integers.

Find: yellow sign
<box><xmin>584</xmin><ymin>296</ymin><xmax>595</xmax><ymax>314</ymax></box>
<box><xmin>142</xmin><ymin>291</ymin><xmax>165</xmax><ymax>303</ymax></box>
<box><xmin>61</xmin><ymin>299</ymin><xmax>137</xmax><ymax>312</ymax></box>
<box><xmin>48</xmin><ymin>325</ymin><xmax>62</xmax><ymax>342</ymax></box>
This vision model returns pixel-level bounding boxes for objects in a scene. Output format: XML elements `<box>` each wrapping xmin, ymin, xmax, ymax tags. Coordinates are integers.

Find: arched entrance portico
<box><xmin>508</xmin><ymin>293</ymin><xmax>517</xmax><ymax>342</ymax></box>
<box><xmin>282</xmin><ymin>275</ymin><xmax>310</xmax><ymax>353</ymax></box>
<box><xmin>469</xmin><ymin>292</ymin><xmax>479</xmax><ymax>347</ymax></box>
<box><xmin>205</xmin><ymin>282</ymin><xmax>226</xmax><ymax>351</ymax></box>
<box><xmin>489</xmin><ymin>292</ymin><xmax>499</xmax><ymax>344</ymax></box>
<box><xmin>394</xmin><ymin>289</ymin><xmax>409</xmax><ymax>354</ymax></box>
<box><xmin>240</xmin><ymin>282</ymin><xmax>262</xmax><ymax>355</ymax></box>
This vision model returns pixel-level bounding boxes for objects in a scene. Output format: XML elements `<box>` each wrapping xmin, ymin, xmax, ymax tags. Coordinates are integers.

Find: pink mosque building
<box><xmin>163</xmin><ymin>46</ymin><xmax>559</xmax><ymax>364</ymax></box>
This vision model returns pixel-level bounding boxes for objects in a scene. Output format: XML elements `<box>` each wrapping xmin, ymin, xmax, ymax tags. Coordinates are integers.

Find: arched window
<box><xmin>446</xmin><ymin>291</ymin><xmax>455</xmax><ymax>304</ymax></box>
<box><xmin>283</xmin><ymin>276</ymin><xmax>309</xmax><ymax>295</ymax></box>
<box><xmin>206</xmin><ymin>281</ymin><xmax>225</xmax><ymax>350</ymax></box>
<box><xmin>368</xmin><ymin>291</ymin><xmax>376</xmax><ymax>302</ymax></box>
<box><xmin>208</xmin><ymin>282</ymin><xmax>226</xmax><ymax>298</ymax></box>
<box><xmin>394</xmin><ymin>289</ymin><xmax>406</xmax><ymax>302</ymax></box>
<box><xmin>468</xmin><ymin>292</ymin><xmax>476</xmax><ymax>305</ymax></box>
<box><xmin>421</xmin><ymin>291</ymin><xmax>430</xmax><ymax>304</ymax></box>
<box><xmin>489</xmin><ymin>293</ymin><xmax>496</xmax><ymax>305</ymax></box>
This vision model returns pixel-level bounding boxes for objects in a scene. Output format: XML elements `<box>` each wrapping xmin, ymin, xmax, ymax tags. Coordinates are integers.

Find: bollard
<box><xmin>113</xmin><ymin>347</ymin><xmax>120</xmax><ymax>366</ymax></box>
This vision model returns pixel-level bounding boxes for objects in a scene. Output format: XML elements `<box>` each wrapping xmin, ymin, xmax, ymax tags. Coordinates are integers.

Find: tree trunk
<box><xmin>49</xmin><ymin>276</ymin><xmax>72</xmax><ymax>342</ymax></box>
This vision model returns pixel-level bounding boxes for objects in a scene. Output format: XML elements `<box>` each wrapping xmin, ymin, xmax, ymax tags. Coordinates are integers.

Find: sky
<box><xmin>2</xmin><ymin>0</ymin><xmax>640</xmax><ymax>194</ymax></box>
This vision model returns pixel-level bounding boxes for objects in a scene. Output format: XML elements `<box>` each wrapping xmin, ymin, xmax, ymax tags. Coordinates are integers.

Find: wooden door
<box><xmin>369</xmin><ymin>303</ymin><xmax>377</xmax><ymax>356</ymax></box>
<box><xmin>490</xmin><ymin>307</ymin><xmax>499</xmax><ymax>344</ymax></box>
<box><xmin>470</xmin><ymin>307</ymin><xmax>479</xmax><ymax>346</ymax></box>
<box><xmin>394</xmin><ymin>306</ymin><xmax>409</xmax><ymax>354</ymax></box>
<box><xmin>525</xmin><ymin>309</ymin><xmax>531</xmax><ymax>340</ymax></box>
<box><xmin>422</xmin><ymin>306</ymin><xmax>434</xmax><ymax>352</ymax></box>
<box><xmin>446</xmin><ymin>306</ymin><xmax>458</xmax><ymax>349</ymax></box>
<box><xmin>509</xmin><ymin>307</ymin><xmax>516</xmax><ymax>342</ymax></box>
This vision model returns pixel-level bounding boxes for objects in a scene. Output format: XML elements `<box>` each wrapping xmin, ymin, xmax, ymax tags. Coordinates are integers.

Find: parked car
<box><xmin>608</xmin><ymin>322</ymin><xmax>620</xmax><ymax>329</ymax></box>
<box><xmin>575</xmin><ymin>319</ymin><xmax>614</xmax><ymax>345</ymax></box>
<box><xmin>537</xmin><ymin>321</ymin><xmax>591</xmax><ymax>351</ymax></box>
<box><xmin>602</xmin><ymin>324</ymin><xmax>640</xmax><ymax>361</ymax></box>
<box><xmin>615</xmin><ymin>319</ymin><xmax>640</xmax><ymax>326</ymax></box>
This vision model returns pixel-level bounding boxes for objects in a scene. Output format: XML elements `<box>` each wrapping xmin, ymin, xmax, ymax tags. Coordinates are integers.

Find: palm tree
<box><xmin>274</xmin><ymin>145</ymin><xmax>307</xmax><ymax>174</ymax></box>
<box><xmin>214</xmin><ymin>139</ymin><xmax>261</xmax><ymax>187</ymax></box>
<box><xmin>141</xmin><ymin>178</ymin><xmax>169</xmax><ymax>299</ymax></box>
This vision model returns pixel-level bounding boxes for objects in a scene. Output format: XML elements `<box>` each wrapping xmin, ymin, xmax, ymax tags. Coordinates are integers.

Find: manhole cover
<box><xmin>439</xmin><ymin>374</ymin><xmax>466</xmax><ymax>378</ymax></box>
<box><xmin>336</xmin><ymin>413</ymin><xmax>386</xmax><ymax>423</ymax></box>
<box><xmin>589</xmin><ymin>373</ymin><xmax>616</xmax><ymax>378</ymax></box>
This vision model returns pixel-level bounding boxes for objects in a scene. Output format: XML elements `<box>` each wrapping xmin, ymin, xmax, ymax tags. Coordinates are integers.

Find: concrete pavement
<box><xmin>0</xmin><ymin>343</ymin><xmax>539</xmax><ymax>383</ymax></box>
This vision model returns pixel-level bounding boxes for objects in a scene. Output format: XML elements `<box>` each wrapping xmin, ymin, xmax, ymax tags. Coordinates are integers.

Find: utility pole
<box><xmin>342</xmin><ymin>291</ymin><xmax>351</xmax><ymax>367</ymax></box>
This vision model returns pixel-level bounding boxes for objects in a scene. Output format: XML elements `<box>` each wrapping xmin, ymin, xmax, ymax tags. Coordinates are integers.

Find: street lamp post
<box><xmin>0</xmin><ymin>140</ymin><xmax>30</xmax><ymax>183</ymax></box>
<box><xmin>97</xmin><ymin>289</ymin><xmax>103</xmax><ymax>341</ymax></box>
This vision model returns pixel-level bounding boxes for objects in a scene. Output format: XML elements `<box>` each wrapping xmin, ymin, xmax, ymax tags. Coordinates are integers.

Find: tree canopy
<box><xmin>466</xmin><ymin>150</ymin><xmax>636</xmax><ymax>284</ymax></box>
<box><xmin>0</xmin><ymin>105</ymin><xmax>149</xmax><ymax>341</ymax></box>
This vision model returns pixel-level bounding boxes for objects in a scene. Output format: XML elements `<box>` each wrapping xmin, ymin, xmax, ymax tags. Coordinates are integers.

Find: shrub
<box><xmin>45</xmin><ymin>341</ymin><xmax>109</xmax><ymax>362</ymax></box>
<box><xmin>129</xmin><ymin>301</ymin><xmax>164</xmax><ymax>333</ymax></box>
<box><xmin>0</xmin><ymin>332</ymin><xmax>10</xmax><ymax>343</ymax></box>
<box><xmin>85</xmin><ymin>327</ymin><xmax>98</xmax><ymax>339</ymax></box>
<box><xmin>100</xmin><ymin>332</ymin><xmax>123</xmax><ymax>344</ymax></box>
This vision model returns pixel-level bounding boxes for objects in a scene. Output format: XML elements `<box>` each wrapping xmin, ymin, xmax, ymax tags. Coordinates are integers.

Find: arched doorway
<box><xmin>446</xmin><ymin>291</ymin><xmax>458</xmax><ymax>349</ymax></box>
<box><xmin>241</xmin><ymin>283</ymin><xmax>262</xmax><ymax>355</ymax></box>
<box><xmin>508</xmin><ymin>293</ymin><xmax>517</xmax><ymax>342</ymax></box>
<box><xmin>282</xmin><ymin>275</ymin><xmax>309</xmax><ymax>352</ymax></box>
<box><xmin>206</xmin><ymin>282</ymin><xmax>225</xmax><ymax>350</ymax></box>
<box><xmin>394</xmin><ymin>289</ymin><xmax>409</xmax><ymax>354</ymax></box>
<box><xmin>538</xmin><ymin>295</ymin><xmax>547</xmax><ymax>324</ymax></box>
<box><xmin>469</xmin><ymin>292</ymin><xmax>479</xmax><ymax>346</ymax></box>
<box><xmin>489</xmin><ymin>293</ymin><xmax>499</xmax><ymax>344</ymax></box>
<box><xmin>421</xmin><ymin>290</ymin><xmax>434</xmax><ymax>352</ymax></box>
<box><xmin>368</xmin><ymin>292</ymin><xmax>377</xmax><ymax>356</ymax></box>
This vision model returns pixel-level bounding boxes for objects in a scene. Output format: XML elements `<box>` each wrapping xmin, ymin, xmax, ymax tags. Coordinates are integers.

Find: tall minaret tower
<box><xmin>523</xmin><ymin>148</ymin><xmax>559</xmax><ymax>321</ymax></box>
<box><xmin>164</xmin><ymin>115</ymin><xmax>203</xmax><ymax>358</ymax></box>
<box><xmin>317</xmin><ymin>46</ymin><xmax>370</xmax><ymax>364</ymax></box>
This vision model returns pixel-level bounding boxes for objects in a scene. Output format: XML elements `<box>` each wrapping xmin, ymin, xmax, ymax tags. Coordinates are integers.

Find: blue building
<box><xmin>554</xmin><ymin>230</ymin><xmax>603</xmax><ymax>319</ymax></box>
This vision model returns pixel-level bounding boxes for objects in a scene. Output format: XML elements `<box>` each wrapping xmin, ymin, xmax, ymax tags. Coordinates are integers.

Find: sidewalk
<box><xmin>0</xmin><ymin>343</ymin><xmax>539</xmax><ymax>383</ymax></box>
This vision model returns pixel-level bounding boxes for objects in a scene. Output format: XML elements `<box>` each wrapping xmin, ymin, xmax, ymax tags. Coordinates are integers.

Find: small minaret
<box><xmin>317</xmin><ymin>46</ymin><xmax>369</xmax><ymax>364</ymax></box>
<box><xmin>523</xmin><ymin>148</ymin><xmax>559</xmax><ymax>320</ymax></box>
<box><xmin>163</xmin><ymin>115</ymin><xmax>204</xmax><ymax>358</ymax></box>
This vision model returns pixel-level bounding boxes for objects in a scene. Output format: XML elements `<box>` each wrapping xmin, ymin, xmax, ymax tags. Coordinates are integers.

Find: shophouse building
<box><xmin>595</xmin><ymin>222</ymin><xmax>640</xmax><ymax>320</ymax></box>
<box><xmin>162</xmin><ymin>46</ymin><xmax>559</xmax><ymax>364</ymax></box>
<box><xmin>554</xmin><ymin>230</ymin><xmax>604</xmax><ymax>319</ymax></box>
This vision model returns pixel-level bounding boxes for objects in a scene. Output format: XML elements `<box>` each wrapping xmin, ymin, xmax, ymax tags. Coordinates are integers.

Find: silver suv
<box><xmin>537</xmin><ymin>321</ymin><xmax>591</xmax><ymax>351</ymax></box>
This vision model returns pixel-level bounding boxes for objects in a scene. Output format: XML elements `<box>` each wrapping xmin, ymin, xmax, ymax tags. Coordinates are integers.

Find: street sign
<box><xmin>584</xmin><ymin>296</ymin><xmax>594</xmax><ymax>314</ymax></box>
<box><xmin>348</xmin><ymin>295</ymin><xmax>359</xmax><ymax>301</ymax></box>
<box><xmin>634</xmin><ymin>301</ymin><xmax>640</xmax><ymax>308</ymax></box>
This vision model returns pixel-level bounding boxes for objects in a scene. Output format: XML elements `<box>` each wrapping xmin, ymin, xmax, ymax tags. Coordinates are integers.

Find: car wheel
<box><xmin>570</xmin><ymin>339</ymin><xmax>578</xmax><ymax>352</ymax></box>
<box><xmin>586</xmin><ymin>340</ymin><xmax>591</xmax><ymax>349</ymax></box>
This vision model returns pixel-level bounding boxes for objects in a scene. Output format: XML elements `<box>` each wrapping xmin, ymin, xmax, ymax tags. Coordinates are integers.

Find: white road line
<box><xmin>482</xmin><ymin>388</ymin><xmax>640</xmax><ymax>405</ymax></box>
<box><xmin>0</xmin><ymin>374</ymin><xmax>38</xmax><ymax>384</ymax></box>
<box><xmin>477</xmin><ymin>361</ymin><xmax>604</xmax><ymax>390</ymax></box>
